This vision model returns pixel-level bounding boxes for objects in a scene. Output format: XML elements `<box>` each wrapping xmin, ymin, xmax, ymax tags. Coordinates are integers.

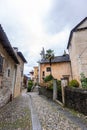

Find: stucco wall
<box><xmin>40</xmin><ymin>62</ymin><xmax>71</xmax><ymax>83</ymax></box>
<box><xmin>34</xmin><ymin>66</ymin><xmax>38</xmax><ymax>83</ymax></box>
<box><xmin>78</xmin><ymin>20</ymin><xmax>87</xmax><ymax>29</ymax></box>
<box><xmin>69</xmin><ymin>29</ymin><xmax>87</xmax><ymax>83</ymax></box>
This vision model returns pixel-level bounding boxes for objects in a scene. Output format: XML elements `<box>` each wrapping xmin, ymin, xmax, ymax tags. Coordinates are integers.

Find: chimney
<box><xmin>63</xmin><ymin>50</ymin><xmax>66</xmax><ymax>56</ymax></box>
<box><xmin>13</xmin><ymin>47</ymin><xmax>18</xmax><ymax>53</ymax></box>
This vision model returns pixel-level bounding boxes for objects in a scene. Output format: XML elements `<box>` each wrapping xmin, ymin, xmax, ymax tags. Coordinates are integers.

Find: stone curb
<box><xmin>28</xmin><ymin>94</ymin><xmax>42</xmax><ymax>130</ymax></box>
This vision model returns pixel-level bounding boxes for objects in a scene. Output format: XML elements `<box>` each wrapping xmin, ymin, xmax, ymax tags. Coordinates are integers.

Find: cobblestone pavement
<box><xmin>29</xmin><ymin>92</ymin><xmax>87</xmax><ymax>130</ymax></box>
<box><xmin>0</xmin><ymin>91</ymin><xmax>32</xmax><ymax>130</ymax></box>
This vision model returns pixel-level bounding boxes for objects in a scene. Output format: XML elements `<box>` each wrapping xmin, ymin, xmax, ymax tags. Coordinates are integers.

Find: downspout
<box><xmin>12</xmin><ymin>64</ymin><xmax>17</xmax><ymax>98</ymax></box>
<box><xmin>38</xmin><ymin>63</ymin><xmax>40</xmax><ymax>83</ymax></box>
<box><xmin>70</xmin><ymin>61</ymin><xmax>73</xmax><ymax>80</ymax></box>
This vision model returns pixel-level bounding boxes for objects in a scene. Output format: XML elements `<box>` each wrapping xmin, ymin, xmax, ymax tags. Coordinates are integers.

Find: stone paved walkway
<box><xmin>0</xmin><ymin>90</ymin><xmax>87</xmax><ymax>130</ymax></box>
<box><xmin>29</xmin><ymin>92</ymin><xmax>87</xmax><ymax>130</ymax></box>
<box><xmin>0</xmin><ymin>92</ymin><xmax>32</xmax><ymax>130</ymax></box>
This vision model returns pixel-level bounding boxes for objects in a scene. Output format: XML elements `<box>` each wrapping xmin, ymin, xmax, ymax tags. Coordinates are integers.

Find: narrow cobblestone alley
<box><xmin>0</xmin><ymin>90</ymin><xmax>87</xmax><ymax>130</ymax></box>
<box><xmin>0</xmin><ymin>91</ymin><xmax>32</xmax><ymax>130</ymax></box>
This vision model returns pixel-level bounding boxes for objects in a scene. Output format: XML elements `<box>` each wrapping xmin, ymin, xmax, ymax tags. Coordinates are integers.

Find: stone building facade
<box><xmin>67</xmin><ymin>17</ymin><xmax>87</xmax><ymax>83</ymax></box>
<box><xmin>0</xmin><ymin>25</ymin><xmax>27</xmax><ymax>107</ymax></box>
<box><xmin>0</xmin><ymin>44</ymin><xmax>19</xmax><ymax>94</ymax></box>
<box><xmin>0</xmin><ymin>25</ymin><xmax>19</xmax><ymax>107</ymax></box>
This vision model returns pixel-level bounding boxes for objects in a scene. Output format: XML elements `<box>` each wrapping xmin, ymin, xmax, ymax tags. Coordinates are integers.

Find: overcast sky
<box><xmin>0</xmin><ymin>0</ymin><xmax>87</xmax><ymax>74</ymax></box>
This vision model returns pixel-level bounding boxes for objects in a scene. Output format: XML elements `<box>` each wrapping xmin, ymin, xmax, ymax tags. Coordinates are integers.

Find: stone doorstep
<box><xmin>0</xmin><ymin>92</ymin><xmax>11</xmax><ymax>108</ymax></box>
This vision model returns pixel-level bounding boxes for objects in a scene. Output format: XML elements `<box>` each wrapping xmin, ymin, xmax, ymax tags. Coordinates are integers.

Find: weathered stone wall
<box><xmin>14</xmin><ymin>54</ymin><xmax>24</xmax><ymax>97</ymax></box>
<box><xmin>0</xmin><ymin>43</ymin><xmax>25</xmax><ymax>98</ymax></box>
<box><xmin>0</xmin><ymin>76</ymin><xmax>3</xmax><ymax>86</ymax></box>
<box><xmin>65</xmin><ymin>87</ymin><xmax>87</xmax><ymax>115</ymax></box>
<box><xmin>0</xmin><ymin>87</ymin><xmax>11</xmax><ymax>108</ymax></box>
<box><xmin>0</xmin><ymin>43</ymin><xmax>16</xmax><ymax>91</ymax></box>
<box><xmin>39</xmin><ymin>87</ymin><xmax>53</xmax><ymax>99</ymax></box>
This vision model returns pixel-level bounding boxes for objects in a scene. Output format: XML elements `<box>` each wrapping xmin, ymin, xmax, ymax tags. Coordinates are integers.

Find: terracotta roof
<box><xmin>67</xmin><ymin>17</ymin><xmax>87</xmax><ymax>49</ymax></box>
<box><xmin>39</xmin><ymin>54</ymin><xmax>70</xmax><ymax>64</ymax></box>
<box><xmin>17</xmin><ymin>52</ymin><xmax>27</xmax><ymax>63</ymax></box>
<box><xmin>0</xmin><ymin>25</ymin><xmax>19</xmax><ymax>64</ymax></box>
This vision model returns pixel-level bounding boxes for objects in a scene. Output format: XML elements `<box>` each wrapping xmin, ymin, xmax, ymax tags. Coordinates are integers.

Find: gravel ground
<box><xmin>0</xmin><ymin>92</ymin><xmax>32</xmax><ymax>130</ymax></box>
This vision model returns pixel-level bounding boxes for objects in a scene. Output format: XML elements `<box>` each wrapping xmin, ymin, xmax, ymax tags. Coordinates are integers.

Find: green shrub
<box><xmin>57</xmin><ymin>80</ymin><xmax>61</xmax><ymax>92</ymax></box>
<box><xmin>47</xmin><ymin>80</ymin><xmax>61</xmax><ymax>91</ymax></box>
<box><xmin>47</xmin><ymin>80</ymin><xmax>53</xmax><ymax>90</ymax></box>
<box><xmin>57</xmin><ymin>80</ymin><xmax>61</xmax><ymax>87</ymax></box>
<box><xmin>39</xmin><ymin>80</ymin><xmax>53</xmax><ymax>90</ymax></box>
<box><xmin>44</xmin><ymin>74</ymin><xmax>53</xmax><ymax>82</ymax></box>
<box><xmin>27</xmin><ymin>80</ymin><xmax>33</xmax><ymax>92</ymax></box>
<box><xmin>80</xmin><ymin>73</ymin><xmax>87</xmax><ymax>89</ymax></box>
<box><xmin>69</xmin><ymin>79</ymin><xmax>79</xmax><ymax>88</ymax></box>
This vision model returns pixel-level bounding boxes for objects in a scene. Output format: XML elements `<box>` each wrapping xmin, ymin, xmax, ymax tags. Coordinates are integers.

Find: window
<box><xmin>21</xmin><ymin>70</ymin><xmax>23</xmax><ymax>77</ymax></box>
<box><xmin>42</xmin><ymin>71</ymin><xmax>45</xmax><ymax>80</ymax></box>
<box><xmin>8</xmin><ymin>69</ymin><xmax>10</xmax><ymax>77</ymax></box>
<box><xmin>42</xmin><ymin>71</ymin><xmax>45</xmax><ymax>76</ymax></box>
<box><xmin>0</xmin><ymin>55</ymin><xmax>3</xmax><ymax>73</ymax></box>
<box><xmin>46</xmin><ymin>67</ymin><xmax>51</xmax><ymax>72</ymax></box>
<box><xmin>62</xmin><ymin>75</ymin><xmax>69</xmax><ymax>78</ymax></box>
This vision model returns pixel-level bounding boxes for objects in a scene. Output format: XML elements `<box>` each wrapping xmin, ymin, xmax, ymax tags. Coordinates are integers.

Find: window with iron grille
<box><xmin>0</xmin><ymin>55</ymin><xmax>3</xmax><ymax>73</ymax></box>
<box><xmin>46</xmin><ymin>67</ymin><xmax>51</xmax><ymax>72</ymax></box>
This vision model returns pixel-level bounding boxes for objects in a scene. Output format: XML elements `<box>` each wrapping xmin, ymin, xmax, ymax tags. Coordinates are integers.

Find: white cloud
<box><xmin>0</xmin><ymin>0</ymin><xmax>86</xmax><ymax>74</ymax></box>
<box><xmin>0</xmin><ymin>0</ymin><xmax>53</xmax><ymax>74</ymax></box>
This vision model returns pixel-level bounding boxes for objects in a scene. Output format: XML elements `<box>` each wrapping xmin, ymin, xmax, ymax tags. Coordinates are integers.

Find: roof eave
<box><xmin>0</xmin><ymin>25</ymin><xmax>19</xmax><ymax>64</ymax></box>
<box><xmin>17</xmin><ymin>52</ymin><xmax>27</xmax><ymax>63</ymax></box>
<box><xmin>67</xmin><ymin>17</ymin><xmax>87</xmax><ymax>49</ymax></box>
<box><xmin>67</xmin><ymin>30</ymin><xmax>73</xmax><ymax>49</ymax></box>
<box><xmin>40</xmin><ymin>60</ymin><xmax>70</xmax><ymax>64</ymax></box>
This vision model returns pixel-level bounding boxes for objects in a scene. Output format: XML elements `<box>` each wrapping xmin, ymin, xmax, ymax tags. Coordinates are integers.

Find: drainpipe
<box><xmin>70</xmin><ymin>61</ymin><xmax>73</xmax><ymax>80</ymax></box>
<box><xmin>38</xmin><ymin>63</ymin><xmax>40</xmax><ymax>83</ymax></box>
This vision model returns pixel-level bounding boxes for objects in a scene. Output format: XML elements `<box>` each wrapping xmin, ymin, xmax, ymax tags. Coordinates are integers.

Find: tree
<box><xmin>45</xmin><ymin>49</ymin><xmax>54</xmax><ymax>75</ymax></box>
